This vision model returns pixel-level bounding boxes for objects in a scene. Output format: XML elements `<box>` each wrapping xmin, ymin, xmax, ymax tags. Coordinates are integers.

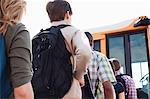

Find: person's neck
<box><xmin>51</xmin><ymin>20</ymin><xmax>71</xmax><ymax>26</ymax></box>
<box><xmin>115</xmin><ymin>70</ymin><xmax>121</xmax><ymax>76</ymax></box>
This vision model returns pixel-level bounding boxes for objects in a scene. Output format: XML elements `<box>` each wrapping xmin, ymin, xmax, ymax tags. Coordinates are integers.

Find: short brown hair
<box><xmin>46</xmin><ymin>0</ymin><xmax>72</xmax><ymax>22</ymax></box>
<box><xmin>109</xmin><ymin>58</ymin><xmax>121</xmax><ymax>71</ymax></box>
<box><xmin>113</xmin><ymin>59</ymin><xmax>121</xmax><ymax>71</ymax></box>
<box><xmin>85</xmin><ymin>32</ymin><xmax>93</xmax><ymax>46</ymax></box>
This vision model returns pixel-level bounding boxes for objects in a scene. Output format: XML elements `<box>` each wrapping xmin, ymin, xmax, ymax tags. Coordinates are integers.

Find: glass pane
<box><xmin>130</xmin><ymin>33</ymin><xmax>149</xmax><ymax>98</ymax></box>
<box><xmin>94</xmin><ymin>40</ymin><xmax>100</xmax><ymax>52</ymax></box>
<box><xmin>130</xmin><ymin>33</ymin><xmax>147</xmax><ymax>62</ymax></box>
<box><xmin>108</xmin><ymin>36</ymin><xmax>125</xmax><ymax>73</ymax></box>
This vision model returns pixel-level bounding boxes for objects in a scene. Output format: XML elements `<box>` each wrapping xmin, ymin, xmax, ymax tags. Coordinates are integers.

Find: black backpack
<box><xmin>82</xmin><ymin>74</ymin><xmax>95</xmax><ymax>99</ymax></box>
<box><xmin>31</xmin><ymin>25</ymin><xmax>73</xmax><ymax>99</ymax></box>
<box><xmin>82</xmin><ymin>69</ymin><xmax>99</xmax><ymax>99</ymax></box>
<box><xmin>116</xmin><ymin>74</ymin><xmax>128</xmax><ymax>99</ymax></box>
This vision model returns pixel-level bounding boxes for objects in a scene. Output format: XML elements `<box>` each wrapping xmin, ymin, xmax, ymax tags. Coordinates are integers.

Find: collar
<box><xmin>51</xmin><ymin>20</ymin><xmax>71</xmax><ymax>26</ymax></box>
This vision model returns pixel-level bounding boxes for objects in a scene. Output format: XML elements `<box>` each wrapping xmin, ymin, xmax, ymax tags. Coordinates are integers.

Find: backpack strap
<box><xmin>94</xmin><ymin>66</ymin><xmax>100</xmax><ymax>97</ymax></box>
<box><xmin>82</xmin><ymin>69</ymin><xmax>95</xmax><ymax>99</ymax></box>
<box><xmin>57</xmin><ymin>25</ymin><xmax>77</xmax><ymax>72</ymax></box>
<box><xmin>57</xmin><ymin>24</ymin><xmax>71</xmax><ymax>29</ymax></box>
<box><xmin>40</xmin><ymin>24</ymin><xmax>70</xmax><ymax>32</ymax></box>
<box><xmin>94</xmin><ymin>78</ymin><xmax>99</xmax><ymax>97</ymax></box>
<box><xmin>94</xmin><ymin>52</ymin><xmax>101</xmax><ymax>97</ymax></box>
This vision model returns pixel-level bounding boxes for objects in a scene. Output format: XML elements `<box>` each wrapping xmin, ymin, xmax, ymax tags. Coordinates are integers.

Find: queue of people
<box><xmin>0</xmin><ymin>0</ymin><xmax>138</xmax><ymax>99</ymax></box>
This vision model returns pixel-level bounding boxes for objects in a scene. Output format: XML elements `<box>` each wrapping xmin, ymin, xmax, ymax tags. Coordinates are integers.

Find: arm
<box><xmin>97</xmin><ymin>52</ymin><xmax>116</xmax><ymax>98</ymax></box>
<box><xmin>72</xmin><ymin>31</ymin><xmax>92</xmax><ymax>82</ymax></box>
<box><xmin>8</xmin><ymin>26</ymin><xmax>33</xmax><ymax>99</ymax></box>
<box><xmin>118</xmin><ymin>92</ymin><xmax>125</xmax><ymax>99</ymax></box>
<box><xmin>114</xmin><ymin>82</ymin><xmax>126</xmax><ymax>99</ymax></box>
<box><xmin>14</xmin><ymin>82</ymin><xmax>34</xmax><ymax>99</ymax></box>
<box><xmin>103</xmin><ymin>81</ymin><xmax>115</xmax><ymax>99</ymax></box>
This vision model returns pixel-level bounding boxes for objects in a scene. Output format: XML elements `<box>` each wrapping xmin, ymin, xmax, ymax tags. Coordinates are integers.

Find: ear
<box><xmin>65</xmin><ymin>11</ymin><xmax>70</xmax><ymax>19</ymax></box>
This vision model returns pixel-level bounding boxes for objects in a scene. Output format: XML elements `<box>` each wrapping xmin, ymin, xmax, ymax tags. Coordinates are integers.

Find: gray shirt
<box><xmin>5</xmin><ymin>23</ymin><xmax>33</xmax><ymax>88</ymax></box>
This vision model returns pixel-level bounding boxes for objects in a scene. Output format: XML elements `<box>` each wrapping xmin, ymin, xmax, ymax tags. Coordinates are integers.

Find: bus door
<box><xmin>106</xmin><ymin>29</ymin><xmax>149</xmax><ymax>99</ymax></box>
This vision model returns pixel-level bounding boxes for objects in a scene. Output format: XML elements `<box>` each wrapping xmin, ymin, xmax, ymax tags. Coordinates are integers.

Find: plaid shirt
<box><xmin>116</xmin><ymin>72</ymin><xmax>138</xmax><ymax>99</ymax></box>
<box><xmin>88</xmin><ymin>51</ymin><xmax>116</xmax><ymax>99</ymax></box>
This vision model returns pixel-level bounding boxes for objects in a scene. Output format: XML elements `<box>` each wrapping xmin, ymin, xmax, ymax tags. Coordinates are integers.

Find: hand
<box><xmin>78</xmin><ymin>77</ymin><xmax>85</xmax><ymax>87</ymax></box>
<box><xmin>139</xmin><ymin>16</ymin><xmax>147</xmax><ymax>20</ymax></box>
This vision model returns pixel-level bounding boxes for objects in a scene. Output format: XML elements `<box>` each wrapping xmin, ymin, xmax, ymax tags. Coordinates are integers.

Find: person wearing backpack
<box><xmin>83</xmin><ymin>32</ymin><xmax>116</xmax><ymax>99</ymax></box>
<box><xmin>0</xmin><ymin>0</ymin><xmax>34</xmax><ymax>99</ymax></box>
<box><xmin>110</xmin><ymin>58</ymin><xmax>138</xmax><ymax>99</ymax></box>
<box><xmin>31</xmin><ymin>0</ymin><xmax>92</xmax><ymax>99</ymax></box>
<box><xmin>109</xmin><ymin>59</ymin><xmax>125</xmax><ymax>99</ymax></box>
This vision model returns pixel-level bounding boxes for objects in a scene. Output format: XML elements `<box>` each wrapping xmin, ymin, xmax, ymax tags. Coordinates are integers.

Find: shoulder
<box><xmin>9</xmin><ymin>23</ymin><xmax>26</xmax><ymax>30</ymax></box>
<box><xmin>7</xmin><ymin>23</ymin><xmax>29</xmax><ymax>42</ymax></box>
<box><xmin>121</xmin><ymin>74</ymin><xmax>132</xmax><ymax>80</ymax></box>
<box><xmin>93</xmin><ymin>50</ymin><xmax>101</xmax><ymax>56</ymax></box>
<box><xmin>7</xmin><ymin>23</ymin><xmax>28</xmax><ymax>36</ymax></box>
<box><xmin>61</xmin><ymin>25</ymin><xmax>79</xmax><ymax>35</ymax></box>
<box><xmin>60</xmin><ymin>25</ymin><xmax>81</xmax><ymax>41</ymax></box>
<box><xmin>92</xmin><ymin>51</ymin><xmax>101</xmax><ymax>59</ymax></box>
<box><xmin>93</xmin><ymin>51</ymin><xmax>108</xmax><ymax>60</ymax></box>
<box><xmin>5</xmin><ymin>23</ymin><xmax>30</xmax><ymax>52</ymax></box>
<box><xmin>122</xmin><ymin>74</ymin><xmax>134</xmax><ymax>83</ymax></box>
<box><xmin>14</xmin><ymin>23</ymin><xmax>28</xmax><ymax>33</ymax></box>
<box><xmin>93</xmin><ymin>51</ymin><xmax>106</xmax><ymax>57</ymax></box>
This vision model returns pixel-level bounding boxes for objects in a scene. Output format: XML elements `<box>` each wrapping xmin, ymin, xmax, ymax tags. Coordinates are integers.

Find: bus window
<box><xmin>107</xmin><ymin>36</ymin><xmax>126</xmax><ymax>73</ymax></box>
<box><xmin>94</xmin><ymin>40</ymin><xmax>100</xmax><ymax>52</ymax></box>
<box><xmin>129</xmin><ymin>33</ymin><xmax>149</xmax><ymax>93</ymax></box>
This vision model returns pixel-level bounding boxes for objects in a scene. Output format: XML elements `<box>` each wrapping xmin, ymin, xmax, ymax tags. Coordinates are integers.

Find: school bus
<box><xmin>91</xmin><ymin>16</ymin><xmax>150</xmax><ymax>99</ymax></box>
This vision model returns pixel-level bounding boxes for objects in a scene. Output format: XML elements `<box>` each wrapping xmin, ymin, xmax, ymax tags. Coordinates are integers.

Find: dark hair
<box><xmin>46</xmin><ymin>0</ymin><xmax>72</xmax><ymax>22</ymax></box>
<box><xmin>85</xmin><ymin>32</ymin><xmax>93</xmax><ymax>46</ymax></box>
<box><xmin>113</xmin><ymin>59</ymin><xmax>121</xmax><ymax>71</ymax></box>
<box><xmin>109</xmin><ymin>58</ymin><xmax>121</xmax><ymax>71</ymax></box>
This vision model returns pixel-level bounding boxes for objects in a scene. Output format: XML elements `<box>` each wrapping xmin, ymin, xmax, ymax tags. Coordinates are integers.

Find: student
<box><xmin>0</xmin><ymin>0</ymin><xmax>34</xmax><ymax>99</ymax></box>
<box><xmin>109</xmin><ymin>59</ymin><xmax>125</xmax><ymax>99</ymax></box>
<box><xmin>84</xmin><ymin>32</ymin><xmax>116</xmax><ymax>99</ymax></box>
<box><xmin>32</xmin><ymin>0</ymin><xmax>92</xmax><ymax>98</ymax></box>
<box><xmin>110</xmin><ymin>58</ymin><xmax>138</xmax><ymax>99</ymax></box>
<box><xmin>46</xmin><ymin>0</ymin><xmax>91</xmax><ymax>87</ymax></box>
